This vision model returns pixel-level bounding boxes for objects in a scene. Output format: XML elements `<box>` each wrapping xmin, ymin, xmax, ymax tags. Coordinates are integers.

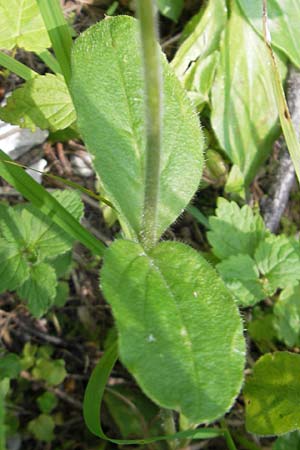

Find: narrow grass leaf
<box><xmin>84</xmin><ymin>339</ymin><xmax>225</xmax><ymax>443</ymax></box>
<box><xmin>36</xmin><ymin>0</ymin><xmax>73</xmax><ymax>85</ymax></box>
<box><xmin>262</xmin><ymin>1</ymin><xmax>300</xmax><ymax>184</ymax></box>
<box><xmin>0</xmin><ymin>150</ymin><xmax>105</xmax><ymax>256</ymax></box>
<box><xmin>37</xmin><ymin>49</ymin><xmax>62</xmax><ymax>75</ymax></box>
<box><xmin>0</xmin><ymin>51</ymin><xmax>38</xmax><ymax>81</ymax></box>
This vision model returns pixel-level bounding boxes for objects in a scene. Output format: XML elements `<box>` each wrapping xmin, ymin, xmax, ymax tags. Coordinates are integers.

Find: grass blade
<box><xmin>262</xmin><ymin>0</ymin><xmax>300</xmax><ymax>184</ymax></box>
<box><xmin>0</xmin><ymin>150</ymin><xmax>105</xmax><ymax>256</ymax></box>
<box><xmin>37</xmin><ymin>49</ymin><xmax>62</xmax><ymax>75</ymax></box>
<box><xmin>0</xmin><ymin>51</ymin><xmax>38</xmax><ymax>81</ymax></box>
<box><xmin>84</xmin><ymin>339</ymin><xmax>224</xmax><ymax>444</ymax></box>
<box><xmin>36</xmin><ymin>0</ymin><xmax>73</xmax><ymax>86</ymax></box>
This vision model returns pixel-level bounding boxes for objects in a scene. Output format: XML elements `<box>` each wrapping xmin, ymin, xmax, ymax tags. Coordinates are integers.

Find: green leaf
<box><xmin>0</xmin><ymin>354</ymin><xmax>21</xmax><ymax>380</ymax></box>
<box><xmin>0</xmin><ymin>0</ymin><xmax>50</xmax><ymax>52</ymax></box>
<box><xmin>255</xmin><ymin>235</ymin><xmax>300</xmax><ymax>296</ymax></box>
<box><xmin>37</xmin><ymin>392</ymin><xmax>58</xmax><ymax>414</ymax></box>
<box><xmin>217</xmin><ymin>254</ymin><xmax>264</xmax><ymax>307</ymax></box>
<box><xmin>157</xmin><ymin>0</ymin><xmax>183</xmax><ymax>22</ymax></box>
<box><xmin>71</xmin><ymin>16</ymin><xmax>203</xmax><ymax>240</ymax></box>
<box><xmin>0</xmin><ymin>150</ymin><xmax>106</xmax><ymax>257</ymax></box>
<box><xmin>104</xmin><ymin>385</ymin><xmax>161</xmax><ymax>439</ymax></box>
<box><xmin>171</xmin><ymin>0</ymin><xmax>227</xmax><ymax>110</ymax></box>
<box><xmin>273</xmin><ymin>431</ymin><xmax>300</xmax><ymax>450</ymax></box>
<box><xmin>211</xmin><ymin>0</ymin><xmax>287</xmax><ymax>186</ymax></box>
<box><xmin>237</xmin><ymin>0</ymin><xmax>300</xmax><ymax>68</ymax></box>
<box><xmin>247</xmin><ymin>311</ymin><xmax>277</xmax><ymax>353</ymax></box>
<box><xmin>207</xmin><ymin>198</ymin><xmax>267</xmax><ymax>260</ymax></box>
<box><xmin>101</xmin><ymin>240</ymin><xmax>245</xmax><ymax>424</ymax></box>
<box><xmin>0</xmin><ymin>379</ymin><xmax>9</xmax><ymax>450</ymax></box>
<box><xmin>244</xmin><ymin>352</ymin><xmax>300</xmax><ymax>435</ymax></box>
<box><xmin>84</xmin><ymin>341</ymin><xmax>224</xmax><ymax>443</ymax></box>
<box><xmin>0</xmin><ymin>240</ymin><xmax>29</xmax><ymax>293</ymax></box>
<box><xmin>28</xmin><ymin>414</ymin><xmax>55</xmax><ymax>442</ymax></box>
<box><xmin>53</xmin><ymin>282</ymin><xmax>69</xmax><ymax>308</ymax></box>
<box><xmin>17</xmin><ymin>263</ymin><xmax>57</xmax><ymax>318</ymax></box>
<box><xmin>32</xmin><ymin>358</ymin><xmax>66</xmax><ymax>386</ymax></box>
<box><xmin>273</xmin><ymin>284</ymin><xmax>300</xmax><ymax>347</ymax></box>
<box><xmin>0</xmin><ymin>74</ymin><xmax>76</xmax><ymax>132</ymax></box>
<box><xmin>50</xmin><ymin>252</ymin><xmax>72</xmax><ymax>278</ymax></box>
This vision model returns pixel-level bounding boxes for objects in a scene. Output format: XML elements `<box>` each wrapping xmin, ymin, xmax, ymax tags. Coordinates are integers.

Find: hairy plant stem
<box><xmin>137</xmin><ymin>0</ymin><xmax>163</xmax><ymax>249</ymax></box>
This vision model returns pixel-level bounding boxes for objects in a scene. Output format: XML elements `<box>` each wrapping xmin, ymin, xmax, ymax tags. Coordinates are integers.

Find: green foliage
<box><xmin>71</xmin><ymin>16</ymin><xmax>204</xmax><ymax>241</ymax></box>
<box><xmin>273</xmin><ymin>285</ymin><xmax>300</xmax><ymax>347</ymax></box>
<box><xmin>0</xmin><ymin>74</ymin><xmax>76</xmax><ymax>132</ymax></box>
<box><xmin>172</xmin><ymin>0</ymin><xmax>227</xmax><ymax>110</ymax></box>
<box><xmin>28</xmin><ymin>414</ymin><xmax>55</xmax><ymax>442</ymax></box>
<box><xmin>0</xmin><ymin>379</ymin><xmax>9</xmax><ymax>450</ymax></box>
<box><xmin>211</xmin><ymin>0</ymin><xmax>287</xmax><ymax>186</ymax></box>
<box><xmin>157</xmin><ymin>0</ymin><xmax>183</xmax><ymax>22</ymax></box>
<box><xmin>208</xmin><ymin>198</ymin><xmax>267</xmax><ymax>260</ymax></box>
<box><xmin>244</xmin><ymin>352</ymin><xmax>300</xmax><ymax>435</ymax></box>
<box><xmin>0</xmin><ymin>190</ymin><xmax>83</xmax><ymax>317</ymax></box>
<box><xmin>0</xmin><ymin>354</ymin><xmax>21</xmax><ymax>380</ymax></box>
<box><xmin>209</xmin><ymin>199</ymin><xmax>300</xmax><ymax>307</ymax></box>
<box><xmin>37</xmin><ymin>392</ymin><xmax>58</xmax><ymax>414</ymax></box>
<box><xmin>237</xmin><ymin>0</ymin><xmax>300</xmax><ymax>67</ymax></box>
<box><xmin>273</xmin><ymin>431</ymin><xmax>300</xmax><ymax>450</ymax></box>
<box><xmin>101</xmin><ymin>240</ymin><xmax>245</xmax><ymax>423</ymax></box>
<box><xmin>217</xmin><ymin>255</ymin><xmax>264</xmax><ymax>306</ymax></box>
<box><xmin>255</xmin><ymin>236</ymin><xmax>300</xmax><ymax>295</ymax></box>
<box><xmin>0</xmin><ymin>0</ymin><xmax>50</xmax><ymax>52</ymax></box>
<box><xmin>32</xmin><ymin>358</ymin><xmax>66</xmax><ymax>386</ymax></box>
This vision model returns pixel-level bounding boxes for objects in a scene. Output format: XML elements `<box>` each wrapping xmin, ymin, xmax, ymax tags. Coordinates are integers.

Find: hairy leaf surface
<box><xmin>71</xmin><ymin>16</ymin><xmax>203</xmax><ymax>240</ymax></box>
<box><xmin>244</xmin><ymin>352</ymin><xmax>300</xmax><ymax>435</ymax></box>
<box><xmin>207</xmin><ymin>198</ymin><xmax>267</xmax><ymax>260</ymax></box>
<box><xmin>211</xmin><ymin>1</ymin><xmax>287</xmax><ymax>185</ymax></box>
<box><xmin>0</xmin><ymin>0</ymin><xmax>50</xmax><ymax>51</ymax></box>
<box><xmin>237</xmin><ymin>0</ymin><xmax>300</xmax><ymax>68</ymax></box>
<box><xmin>0</xmin><ymin>74</ymin><xmax>76</xmax><ymax>132</ymax></box>
<box><xmin>101</xmin><ymin>240</ymin><xmax>245</xmax><ymax>423</ymax></box>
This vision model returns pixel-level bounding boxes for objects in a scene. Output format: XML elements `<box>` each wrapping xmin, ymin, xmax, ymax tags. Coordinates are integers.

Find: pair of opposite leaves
<box><xmin>70</xmin><ymin>16</ymin><xmax>245</xmax><ymax>424</ymax></box>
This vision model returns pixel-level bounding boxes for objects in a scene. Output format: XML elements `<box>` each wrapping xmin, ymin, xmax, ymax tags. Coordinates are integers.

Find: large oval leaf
<box><xmin>211</xmin><ymin>1</ymin><xmax>287</xmax><ymax>186</ymax></box>
<box><xmin>244</xmin><ymin>352</ymin><xmax>300</xmax><ymax>435</ymax></box>
<box><xmin>237</xmin><ymin>0</ymin><xmax>300</xmax><ymax>68</ymax></box>
<box><xmin>101</xmin><ymin>240</ymin><xmax>245</xmax><ymax>423</ymax></box>
<box><xmin>71</xmin><ymin>16</ymin><xmax>203</xmax><ymax>240</ymax></box>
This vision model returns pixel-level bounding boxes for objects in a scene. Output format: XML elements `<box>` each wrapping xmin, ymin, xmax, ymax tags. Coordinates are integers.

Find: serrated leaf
<box><xmin>32</xmin><ymin>358</ymin><xmax>66</xmax><ymax>386</ymax></box>
<box><xmin>207</xmin><ymin>198</ymin><xmax>267</xmax><ymax>260</ymax></box>
<box><xmin>0</xmin><ymin>354</ymin><xmax>21</xmax><ymax>380</ymax></box>
<box><xmin>217</xmin><ymin>254</ymin><xmax>264</xmax><ymax>307</ymax></box>
<box><xmin>71</xmin><ymin>16</ymin><xmax>203</xmax><ymax>240</ymax></box>
<box><xmin>101</xmin><ymin>240</ymin><xmax>245</xmax><ymax>424</ymax></box>
<box><xmin>255</xmin><ymin>235</ymin><xmax>300</xmax><ymax>295</ymax></box>
<box><xmin>0</xmin><ymin>240</ymin><xmax>29</xmax><ymax>293</ymax></box>
<box><xmin>211</xmin><ymin>0</ymin><xmax>287</xmax><ymax>186</ymax></box>
<box><xmin>17</xmin><ymin>190</ymin><xmax>83</xmax><ymax>260</ymax></box>
<box><xmin>0</xmin><ymin>0</ymin><xmax>50</xmax><ymax>52</ymax></box>
<box><xmin>273</xmin><ymin>431</ymin><xmax>300</xmax><ymax>450</ymax></box>
<box><xmin>17</xmin><ymin>263</ymin><xmax>57</xmax><ymax>317</ymax></box>
<box><xmin>237</xmin><ymin>0</ymin><xmax>300</xmax><ymax>68</ymax></box>
<box><xmin>171</xmin><ymin>0</ymin><xmax>227</xmax><ymax>110</ymax></box>
<box><xmin>53</xmin><ymin>282</ymin><xmax>69</xmax><ymax>308</ymax></box>
<box><xmin>0</xmin><ymin>74</ymin><xmax>76</xmax><ymax>132</ymax></box>
<box><xmin>28</xmin><ymin>414</ymin><xmax>55</xmax><ymax>442</ymax></box>
<box><xmin>273</xmin><ymin>284</ymin><xmax>300</xmax><ymax>347</ymax></box>
<box><xmin>247</xmin><ymin>311</ymin><xmax>277</xmax><ymax>353</ymax></box>
<box><xmin>157</xmin><ymin>0</ymin><xmax>183</xmax><ymax>22</ymax></box>
<box><xmin>244</xmin><ymin>352</ymin><xmax>300</xmax><ymax>435</ymax></box>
